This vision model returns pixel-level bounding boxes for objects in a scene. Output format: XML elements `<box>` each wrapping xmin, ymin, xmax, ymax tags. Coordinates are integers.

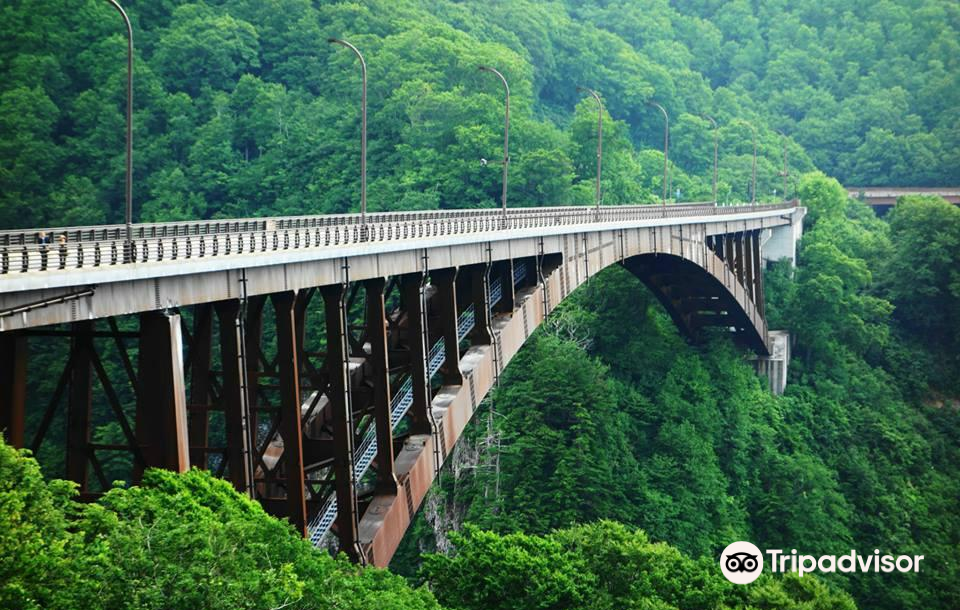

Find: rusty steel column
<box><xmin>401</xmin><ymin>272</ymin><xmax>433</xmax><ymax>435</ymax></box>
<box><xmin>733</xmin><ymin>233</ymin><xmax>746</xmax><ymax>287</ymax></box>
<box><xmin>272</xmin><ymin>291</ymin><xmax>308</xmax><ymax>538</ymax></box>
<box><xmin>294</xmin><ymin>289</ymin><xmax>312</xmax><ymax>365</ymax></box>
<box><xmin>466</xmin><ymin>263</ymin><xmax>492</xmax><ymax>345</ymax></box>
<box><xmin>494</xmin><ymin>259</ymin><xmax>515</xmax><ymax>313</ymax></box>
<box><xmin>135</xmin><ymin>311</ymin><xmax>190</xmax><ymax>481</ymax></box>
<box><xmin>753</xmin><ymin>230</ymin><xmax>765</xmax><ymax>317</ymax></box>
<box><xmin>66</xmin><ymin>321</ymin><xmax>94</xmax><ymax>490</ymax></box>
<box><xmin>744</xmin><ymin>231</ymin><xmax>756</xmax><ymax>303</ymax></box>
<box><xmin>215</xmin><ymin>300</ymin><xmax>254</xmax><ymax>495</ymax></box>
<box><xmin>320</xmin><ymin>283</ymin><xmax>365</xmax><ymax>562</ymax></box>
<box><xmin>0</xmin><ymin>332</ymin><xmax>27</xmax><ymax>448</ymax></box>
<box><xmin>188</xmin><ymin>303</ymin><xmax>213</xmax><ymax>468</ymax></box>
<box><xmin>244</xmin><ymin>295</ymin><xmax>266</xmax><ymax>437</ymax></box>
<box><xmin>432</xmin><ymin>268</ymin><xmax>463</xmax><ymax>386</ymax></box>
<box><xmin>364</xmin><ymin>278</ymin><xmax>398</xmax><ymax>495</ymax></box>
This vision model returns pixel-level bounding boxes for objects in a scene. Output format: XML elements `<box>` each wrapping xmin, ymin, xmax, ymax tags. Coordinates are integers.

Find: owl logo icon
<box><xmin>720</xmin><ymin>541</ymin><xmax>764</xmax><ymax>584</ymax></box>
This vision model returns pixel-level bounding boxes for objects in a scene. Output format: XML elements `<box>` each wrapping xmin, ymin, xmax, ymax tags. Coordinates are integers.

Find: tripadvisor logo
<box><xmin>720</xmin><ymin>541</ymin><xmax>764</xmax><ymax>584</ymax></box>
<box><xmin>719</xmin><ymin>541</ymin><xmax>925</xmax><ymax>584</ymax></box>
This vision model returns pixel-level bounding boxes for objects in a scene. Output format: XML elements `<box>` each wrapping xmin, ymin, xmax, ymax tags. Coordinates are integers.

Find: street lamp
<box><xmin>328</xmin><ymin>38</ymin><xmax>368</xmax><ymax>231</ymax></box>
<box><xmin>479</xmin><ymin>66</ymin><xmax>510</xmax><ymax>221</ymax></box>
<box><xmin>648</xmin><ymin>101</ymin><xmax>669</xmax><ymax>205</ymax></box>
<box><xmin>777</xmin><ymin>130</ymin><xmax>790</xmax><ymax>201</ymax></box>
<box><xmin>577</xmin><ymin>87</ymin><xmax>603</xmax><ymax>212</ymax></box>
<box><xmin>700</xmin><ymin>114</ymin><xmax>719</xmax><ymax>204</ymax></box>
<box><xmin>105</xmin><ymin>0</ymin><xmax>134</xmax><ymax>261</ymax></box>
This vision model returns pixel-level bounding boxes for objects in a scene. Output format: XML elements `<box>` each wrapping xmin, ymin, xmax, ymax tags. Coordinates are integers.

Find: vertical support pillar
<box><xmin>320</xmin><ymin>283</ymin><xmax>365</xmax><ymax>562</ymax></box>
<box><xmin>725</xmin><ymin>234</ymin><xmax>736</xmax><ymax>274</ymax></box>
<box><xmin>744</xmin><ymin>231</ymin><xmax>756</xmax><ymax>303</ymax></box>
<box><xmin>364</xmin><ymin>278</ymin><xmax>398</xmax><ymax>495</ymax></box>
<box><xmin>494</xmin><ymin>259</ymin><xmax>515</xmax><ymax>313</ymax></box>
<box><xmin>518</xmin><ymin>256</ymin><xmax>538</xmax><ymax>290</ymax></box>
<box><xmin>272</xmin><ymin>291</ymin><xmax>308</xmax><ymax>538</ymax></box>
<box><xmin>136</xmin><ymin>311</ymin><xmax>190</xmax><ymax>481</ymax></box>
<box><xmin>66</xmin><ymin>321</ymin><xmax>94</xmax><ymax>489</ymax></box>
<box><xmin>466</xmin><ymin>263</ymin><xmax>492</xmax><ymax>345</ymax></box>
<box><xmin>294</xmin><ymin>289</ymin><xmax>312</xmax><ymax>365</ymax></box>
<box><xmin>244</xmin><ymin>295</ymin><xmax>266</xmax><ymax>440</ymax></box>
<box><xmin>188</xmin><ymin>303</ymin><xmax>213</xmax><ymax>468</ymax></box>
<box><xmin>215</xmin><ymin>300</ymin><xmax>254</xmax><ymax>495</ymax></box>
<box><xmin>431</xmin><ymin>268</ymin><xmax>463</xmax><ymax>386</ymax></box>
<box><xmin>0</xmin><ymin>332</ymin><xmax>27</xmax><ymax>448</ymax></box>
<box><xmin>734</xmin><ymin>232</ymin><xmax>745</xmax><ymax>285</ymax></box>
<box><xmin>752</xmin><ymin>230</ymin><xmax>765</xmax><ymax>317</ymax></box>
<box><xmin>401</xmin><ymin>272</ymin><xmax>433</xmax><ymax>434</ymax></box>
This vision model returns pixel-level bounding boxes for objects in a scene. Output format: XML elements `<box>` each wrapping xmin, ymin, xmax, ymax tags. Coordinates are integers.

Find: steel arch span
<box><xmin>0</xmin><ymin>203</ymin><xmax>803</xmax><ymax>566</ymax></box>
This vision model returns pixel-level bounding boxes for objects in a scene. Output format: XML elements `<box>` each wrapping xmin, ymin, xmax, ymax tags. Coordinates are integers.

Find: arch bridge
<box><xmin>0</xmin><ymin>201</ymin><xmax>803</xmax><ymax>566</ymax></box>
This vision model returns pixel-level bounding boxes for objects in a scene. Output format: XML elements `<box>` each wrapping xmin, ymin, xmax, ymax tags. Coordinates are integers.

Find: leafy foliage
<box><xmin>398</xmin><ymin>179</ymin><xmax>960</xmax><ymax>610</ymax></box>
<box><xmin>422</xmin><ymin>522</ymin><xmax>857</xmax><ymax>610</ymax></box>
<box><xmin>0</xmin><ymin>440</ymin><xmax>439</xmax><ymax>610</ymax></box>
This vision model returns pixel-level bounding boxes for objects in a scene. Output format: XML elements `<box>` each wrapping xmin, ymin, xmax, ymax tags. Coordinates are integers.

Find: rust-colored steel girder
<box><xmin>0</xmin><ymin>332</ymin><xmax>27</xmax><ymax>448</ymax></box>
<box><xmin>135</xmin><ymin>311</ymin><xmax>190</xmax><ymax>480</ymax></box>
<box><xmin>364</xmin><ymin>277</ymin><xmax>399</xmax><ymax>496</ymax></box>
<box><xmin>214</xmin><ymin>299</ymin><xmax>255</xmax><ymax>494</ymax></box>
<box><xmin>272</xmin><ymin>291</ymin><xmax>308</xmax><ymax>538</ymax></box>
<box><xmin>320</xmin><ymin>283</ymin><xmax>365</xmax><ymax>563</ymax></box>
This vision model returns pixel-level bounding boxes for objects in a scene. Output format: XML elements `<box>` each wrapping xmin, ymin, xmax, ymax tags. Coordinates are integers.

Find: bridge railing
<box><xmin>0</xmin><ymin>202</ymin><xmax>795</xmax><ymax>276</ymax></box>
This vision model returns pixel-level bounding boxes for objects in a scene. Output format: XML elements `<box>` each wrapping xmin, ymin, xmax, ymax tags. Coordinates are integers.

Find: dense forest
<box><xmin>2</xmin><ymin>0</ymin><xmax>958</xmax><ymax>231</ymax></box>
<box><xmin>2</xmin><ymin>0</ymin><xmax>959</xmax><ymax>609</ymax></box>
<box><xmin>392</xmin><ymin>178</ymin><xmax>960</xmax><ymax>610</ymax></box>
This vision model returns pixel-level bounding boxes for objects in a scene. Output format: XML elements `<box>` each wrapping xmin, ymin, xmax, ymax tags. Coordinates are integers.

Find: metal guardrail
<box><xmin>306</xmin><ymin>262</ymin><xmax>527</xmax><ymax>545</ymax></box>
<box><xmin>0</xmin><ymin>202</ymin><xmax>795</xmax><ymax>276</ymax></box>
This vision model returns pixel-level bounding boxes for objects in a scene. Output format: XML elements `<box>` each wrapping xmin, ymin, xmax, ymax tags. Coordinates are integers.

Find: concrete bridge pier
<box><xmin>754</xmin><ymin>330</ymin><xmax>791</xmax><ymax>395</ymax></box>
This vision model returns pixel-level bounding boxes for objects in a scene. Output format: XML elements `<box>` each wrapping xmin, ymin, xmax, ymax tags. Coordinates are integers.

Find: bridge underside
<box><xmin>0</xmin><ymin>210</ymin><xmax>799</xmax><ymax>567</ymax></box>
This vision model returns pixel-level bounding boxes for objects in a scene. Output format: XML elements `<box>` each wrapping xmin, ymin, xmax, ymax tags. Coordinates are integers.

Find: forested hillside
<box><xmin>2</xmin><ymin>438</ymin><xmax>860</xmax><ymax>609</ymax></box>
<box><xmin>394</xmin><ymin>178</ymin><xmax>960</xmax><ymax>610</ymax></box>
<box><xmin>3</xmin><ymin>0</ymin><xmax>958</xmax><ymax>232</ymax></box>
<box><xmin>2</xmin><ymin>1</ymin><xmax>959</xmax><ymax>609</ymax></box>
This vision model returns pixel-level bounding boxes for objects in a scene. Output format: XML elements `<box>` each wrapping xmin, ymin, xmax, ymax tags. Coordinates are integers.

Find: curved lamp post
<box><xmin>648</xmin><ymin>101</ymin><xmax>669</xmax><ymax>205</ymax></box>
<box><xmin>105</xmin><ymin>0</ymin><xmax>134</xmax><ymax>260</ymax></box>
<box><xmin>328</xmin><ymin>38</ymin><xmax>368</xmax><ymax>231</ymax></box>
<box><xmin>701</xmin><ymin>114</ymin><xmax>719</xmax><ymax>204</ymax></box>
<box><xmin>577</xmin><ymin>87</ymin><xmax>604</xmax><ymax>212</ymax></box>
<box><xmin>777</xmin><ymin>130</ymin><xmax>790</xmax><ymax>201</ymax></box>
<box><xmin>479</xmin><ymin>66</ymin><xmax>510</xmax><ymax>220</ymax></box>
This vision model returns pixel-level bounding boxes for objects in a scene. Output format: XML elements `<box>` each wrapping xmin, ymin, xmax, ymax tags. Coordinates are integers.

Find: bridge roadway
<box><xmin>0</xmin><ymin>201</ymin><xmax>804</xmax><ymax>566</ymax></box>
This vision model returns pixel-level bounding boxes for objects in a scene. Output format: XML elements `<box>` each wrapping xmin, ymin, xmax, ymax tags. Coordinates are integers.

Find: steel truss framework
<box><xmin>1</xmin><ymin>223</ymin><xmax>777</xmax><ymax>566</ymax></box>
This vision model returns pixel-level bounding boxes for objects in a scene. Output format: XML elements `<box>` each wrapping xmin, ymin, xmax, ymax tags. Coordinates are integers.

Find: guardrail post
<box><xmin>0</xmin><ymin>332</ymin><xmax>27</xmax><ymax>448</ymax></box>
<box><xmin>319</xmin><ymin>283</ymin><xmax>365</xmax><ymax>562</ymax></box>
<box><xmin>272</xmin><ymin>291</ymin><xmax>308</xmax><ymax>538</ymax></box>
<box><xmin>363</xmin><ymin>278</ymin><xmax>398</xmax><ymax>495</ymax></box>
<box><xmin>135</xmin><ymin>311</ymin><xmax>190</xmax><ymax>481</ymax></box>
<box><xmin>431</xmin><ymin>268</ymin><xmax>462</xmax><ymax>386</ymax></box>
